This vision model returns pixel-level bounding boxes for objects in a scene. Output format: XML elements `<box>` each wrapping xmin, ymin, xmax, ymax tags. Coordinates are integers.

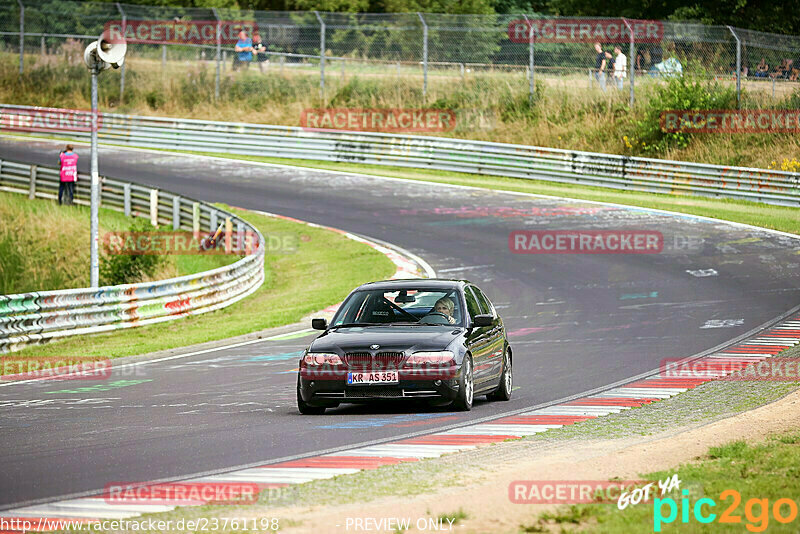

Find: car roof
<box><xmin>354</xmin><ymin>278</ymin><xmax>469</xmax><ymax>291</ymax></box>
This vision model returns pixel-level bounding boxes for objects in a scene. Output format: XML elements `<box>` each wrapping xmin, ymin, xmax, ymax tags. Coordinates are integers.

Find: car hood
<box><xmin>310</xmin><ymin>325</ymin><xmax>462</xmax><ymax>354</ymax></box>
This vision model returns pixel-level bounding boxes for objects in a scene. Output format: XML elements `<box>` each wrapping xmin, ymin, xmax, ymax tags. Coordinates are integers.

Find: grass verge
<box><xmin>0</xmin><ymin>190</ymin><xmax>233</xmax><ymax>294</ymax></box>
<box><xmin>10</xmin><ymin>205</ymin><xmax>396</xmax><ymax>360</ymax></box>
<box><xmin>524</xmin><ymin>431</ymin><xmax>800</xmax><ymax>533</ymax></box>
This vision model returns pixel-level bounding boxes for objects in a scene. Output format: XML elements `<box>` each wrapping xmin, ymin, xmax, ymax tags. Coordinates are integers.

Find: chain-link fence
<box><xmin>2</xmin><ymin>0</ymin><xmax>800</xmax><ymax>106</ymax></box>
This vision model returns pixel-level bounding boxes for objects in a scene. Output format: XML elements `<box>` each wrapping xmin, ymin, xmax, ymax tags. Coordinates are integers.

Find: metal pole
<box><xmin>522</xmin><ymin>15</ymin><xmax>534</xmax><ymax>103</ymax></box>
<box><xmin>727</xmin><ymin>26</ymin><xmax>741</xmax><ymax>109</ymax></box>
<box><xmin>116</xmin><ymin>3</ymin><xmax>126</xmax><ymax>103</ymax></box>
<box><xmin>314</xmin><ymin>11</ymin><xmax>325</xmax><ymax>98</ymax></box>
<box><xmin>90</xmin><ymin>68</ymin><xmax>100</xmax><ymax>288</ymax></box>
<box><xmin>17</xmin><ymin>0</ymin><xmax>24</xmax><ymax>75</ymax></box>
<box><xmin>623</xmin><ymin>18</ymin><xmax>634</xmax><ymax>107</ymax></box>
<box><xmin>212</xmin><ymin>8</ymin><xmax>220</xmax><ymax>102</ymax></box>
<box><xmin>417</xmin><ymin>12</ymin><xmax>428</xmax><ymax>98</ymax></box>
<box><xmin>161</xmin><ymin>44</ymin><xmax>166</xmax><ymax>70</ymax></box>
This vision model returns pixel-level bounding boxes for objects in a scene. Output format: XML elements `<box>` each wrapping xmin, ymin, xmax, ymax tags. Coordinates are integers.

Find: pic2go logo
<box><xmin>653</xmin><ymin>489</ymin><xmax>799</xmax><ymax>532</ymax></box>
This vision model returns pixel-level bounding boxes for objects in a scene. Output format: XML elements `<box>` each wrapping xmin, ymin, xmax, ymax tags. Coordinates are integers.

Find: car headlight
<box><xmin>405</xmin><ymin>351</ymin><xmax>455</xmax><ymax>366</ymax></box>
<box><xmin>303</xmin><ymin>352</ymin><xmax>343</xmax><ymax>366</ymax></box>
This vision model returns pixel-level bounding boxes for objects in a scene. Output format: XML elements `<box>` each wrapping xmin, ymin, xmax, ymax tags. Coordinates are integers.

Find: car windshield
<box><xmin>331</xmin><ymin>288</ymin><xmax>463</xmax><ymax>327</ymax></box>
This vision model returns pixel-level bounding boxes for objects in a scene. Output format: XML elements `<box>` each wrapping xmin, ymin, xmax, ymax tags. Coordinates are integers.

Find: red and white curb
<box><xmin>3</xmin><ymin>315</ymin><xmax>798</xmax><ymax>530</ymax></box>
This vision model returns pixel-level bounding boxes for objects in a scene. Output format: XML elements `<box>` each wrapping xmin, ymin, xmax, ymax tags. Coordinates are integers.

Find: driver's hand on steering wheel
<box><xmin>434</xmin><ymin>304</ymin><xmax>456</xmax><ymax>324</ymax></box>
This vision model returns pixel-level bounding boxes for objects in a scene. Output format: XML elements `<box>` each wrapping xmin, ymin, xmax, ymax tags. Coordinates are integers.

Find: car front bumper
<box><xmin>298</xmin><ymin>375</ymin><xmax>460</xmax><ymax>404</ymax></box>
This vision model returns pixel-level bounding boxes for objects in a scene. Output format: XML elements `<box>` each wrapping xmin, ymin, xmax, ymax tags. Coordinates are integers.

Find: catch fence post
<box><xmin>314</xmin><ymin>11</ymin><xmax>325</xmax><ymax>99</ymax></box>
<box><xmin>17</xmin><ymin>0</ymin><xmax>24</xmax><ymax>75</ymax></box>
<box><xmin>417</xmin><ymin>12</ymin><xmax>428</xmax><ymax>98</ymax></box>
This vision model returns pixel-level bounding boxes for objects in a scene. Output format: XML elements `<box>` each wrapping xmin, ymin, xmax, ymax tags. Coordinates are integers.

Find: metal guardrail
<box><xmin>1</xmin><ymin>104</ymin><xmax>798</xmax><ymax>206</ymax></box>
<box><xmin>0</xmin><ymin>157</ymin><xmax>265</xmax><ymax>354</ymax></box>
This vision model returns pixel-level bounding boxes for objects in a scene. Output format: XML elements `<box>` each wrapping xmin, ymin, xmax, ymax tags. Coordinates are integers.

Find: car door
<box><xmin>471</xmin><ymin>285</ymin><xmax>505</xmax><ymax>381</ymax></box>
<box><xmin>464</xmin><ymin>285</ymin><xmax>494</xmax><ymax>388</ymax></box>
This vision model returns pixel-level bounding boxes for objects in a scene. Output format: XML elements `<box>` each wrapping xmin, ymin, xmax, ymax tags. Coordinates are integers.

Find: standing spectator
<box><xmin>605</xmin><ymin>50</ymin><xmax>615</xmax><ymax>75</ymax></box>
<box><xmin>755</xmin><ymin>58</ymin><xmax>769</xmax><ymax>78</ymax></box>
<box><xmin>234</xmin><ymin>29</ymin><xmax>253</xmax><ymax>71</ymax></box>
<box><xmin>593</xmin><ymin>42</ymin><xmax>607</xmax><ymax>91</ymax></box>
<box><xmin>252</xmin><ymin>31</ymin><xmax>268</xmax><ymax>73</ymax></box>
<box><xmin>58</xmin><ymin>145</ymin><xmax>78</xmax><ymax>206</ymax></box>
<box><xmin>613</xmin><ymin>46</ymin><xmax>627</xmax><ymax>90</ymax></box>
<box><xmin>635</xmin><ymin>48</ymin><xmax>647</xmax><ymax>72</ymax></box>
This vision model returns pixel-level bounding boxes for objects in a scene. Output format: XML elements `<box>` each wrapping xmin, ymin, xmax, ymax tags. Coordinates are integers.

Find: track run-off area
<box><xmin>1</xmin><ymin>137</ymin><xmax>799</xmax><ymax>514</ymax></box>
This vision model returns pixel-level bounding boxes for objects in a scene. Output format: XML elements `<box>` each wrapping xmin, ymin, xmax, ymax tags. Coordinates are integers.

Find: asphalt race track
<box><xmin>1</xmin><ymin>138</ymin><xmax>799</xmax><ymax>509</ymax></box>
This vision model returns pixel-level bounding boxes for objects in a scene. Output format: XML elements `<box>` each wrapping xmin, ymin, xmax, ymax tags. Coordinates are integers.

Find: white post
<box><xmin>209</xmin><ymin>209</ymin><xmax>217</xmax><ymax>232</ymax></box>
<box><xmin>727</xmin><ymin>26</ymin><xmax>742</xmax><ymax>109</ymax></box>
<box><xmin>149</xmin><ymin>189</ymin><xmax>159</xmax><ymax>227</ymax></box>
<box><xmin>172</xmin><ymin>195</ymin><xmax>181</xmax><ymax>230</ymax></box>
<box><xmin>192</xmin><ymin>202</ymin><xmax>200</xmax><ymax>239</ymax></box>
<box><xmin>213</xmin><ymin>8</ymin><xmax>221</xmax><ymax>102</ymax></box>
<box><xmin>28</xmin><ymin>165</ymin><xmax>36</xmax><ymax>199</ymax></box>
<box><xmin>314</xmin><ymin>11</ymin><xmax>325</xmax><ymax>98</ymax></box>
<box><xmin>623</xmin><ymin>18</ymin><xmax>635</xmax><ymax>106</ymax></box>
<box><xmin>522</xmin><ymin>15</ymin><xmax>534</xmax><ymax>103</ymax></box>
<box><xmin>417</xmin><ymin>12</ymin><xmax>428</xmax><ymax>98</ymax></box>
<box><xmin>123</xmin><ymin>183</ymin><xmax>131</xmax><ymax>216</ymax></box>
<box><xmin>90</xmin><ymin>68</ymin><xmax>100</xmax><ymax>288</ymax></box>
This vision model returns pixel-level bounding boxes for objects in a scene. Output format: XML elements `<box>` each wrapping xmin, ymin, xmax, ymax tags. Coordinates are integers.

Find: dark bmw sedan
<box><xmin>297</xmin><ymin>279</ymin><xmax>512</xmax><ymax>414</ymax></box>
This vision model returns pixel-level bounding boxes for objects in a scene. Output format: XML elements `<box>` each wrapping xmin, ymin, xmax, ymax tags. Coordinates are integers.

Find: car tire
<box><xmin>297</xmin><ymin>377</ymin><xmax>326</xmax><ymax>415</ymax></box>
<box><xmin>452</xmin><ymin>355</ymin><xmax>474</xmax><ymax>411</ymax></box>
<box><xmin>487</xmin><ymin>348</ymin><xmax>512</xmax><ymax>401</ymax></box>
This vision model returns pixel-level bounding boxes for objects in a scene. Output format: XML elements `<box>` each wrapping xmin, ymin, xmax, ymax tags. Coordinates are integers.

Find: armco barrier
<box><xmin>0</xmin><ymin>158</ymin><xmax>265</xmax><ymax>354</ymax></box>
<box><xmin>1</xmin><ymin>104</ymin><xmax>799</xmax><ymax>206</ymax></box>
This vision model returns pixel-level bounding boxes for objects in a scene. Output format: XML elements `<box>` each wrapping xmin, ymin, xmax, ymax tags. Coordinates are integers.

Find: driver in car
<box><xmin>433</xmin><ymin>297</ymin><xmax>457</xmax><ymax>324</ymax></box>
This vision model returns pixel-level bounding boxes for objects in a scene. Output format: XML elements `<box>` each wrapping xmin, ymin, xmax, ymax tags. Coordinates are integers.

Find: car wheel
<box><xmin>297</xmin><ymin>377</ymin><xmax>326</xmax><ymax>415</ymax></box>
<box><xmin>487</xmin><ymin>348</ymin><xmax>512</xmax><ymax>401</ymax></box>
<box><xmin>453</xmin><ymin>355</ymin><xmax>474</xmax><ymax>411</ymax></box>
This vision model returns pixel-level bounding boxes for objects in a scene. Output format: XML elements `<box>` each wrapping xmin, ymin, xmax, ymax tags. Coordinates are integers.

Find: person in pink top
<box><xmin>58</xmin><ymin>144</ymin><xmax>78</xmax><ymax>205</ymax></box>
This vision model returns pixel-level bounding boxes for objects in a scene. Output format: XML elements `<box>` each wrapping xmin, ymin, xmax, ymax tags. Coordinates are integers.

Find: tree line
<box><xmin>81</xmin><ymin>0</ymin><xmax>799</xmax><ymax>37</ymax></box>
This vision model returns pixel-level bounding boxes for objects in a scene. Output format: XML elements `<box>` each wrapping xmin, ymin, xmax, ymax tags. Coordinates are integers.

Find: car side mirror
<box><xmin>473</xmin><ymin>314</ymin><xmax>493</xmax><ymax>327</ymax></box>
<box><xmin>311</xmin><ymin>318</ymin><xmax>328</xmax><ymax>330</ymax></box>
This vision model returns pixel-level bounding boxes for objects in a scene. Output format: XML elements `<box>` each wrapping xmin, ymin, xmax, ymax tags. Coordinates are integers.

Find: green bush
<box><xmin>626</xmin><ymin>73</ymin><xmax>737</xmax><ymax>155</ymax></box>
<box><xmin>99</xmin><ymin>218</ymin><xmax>163</xmax><ymax>286</ymax></box>
<box><xmin>145</xmin><ymin>89</ymin><xmax>166</xmax><ymax>110</ymax></box>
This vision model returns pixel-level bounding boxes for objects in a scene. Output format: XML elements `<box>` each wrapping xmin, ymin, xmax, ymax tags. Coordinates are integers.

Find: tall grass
<box><xmin>2</xmin><ymin>52</ymin><xmax>799</xmax><ymax>168</ymax></box>
<box><xmin>0</xmin><ymin>192</ymin><xmax>232</xmax><ymax>294</ymax></box>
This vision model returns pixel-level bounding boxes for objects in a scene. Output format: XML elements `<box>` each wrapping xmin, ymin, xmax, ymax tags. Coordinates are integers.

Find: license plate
<box><xmin>347</xmin><ymin>371</ymin><xmax>399</xmax><ymax>385</ymax></box>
